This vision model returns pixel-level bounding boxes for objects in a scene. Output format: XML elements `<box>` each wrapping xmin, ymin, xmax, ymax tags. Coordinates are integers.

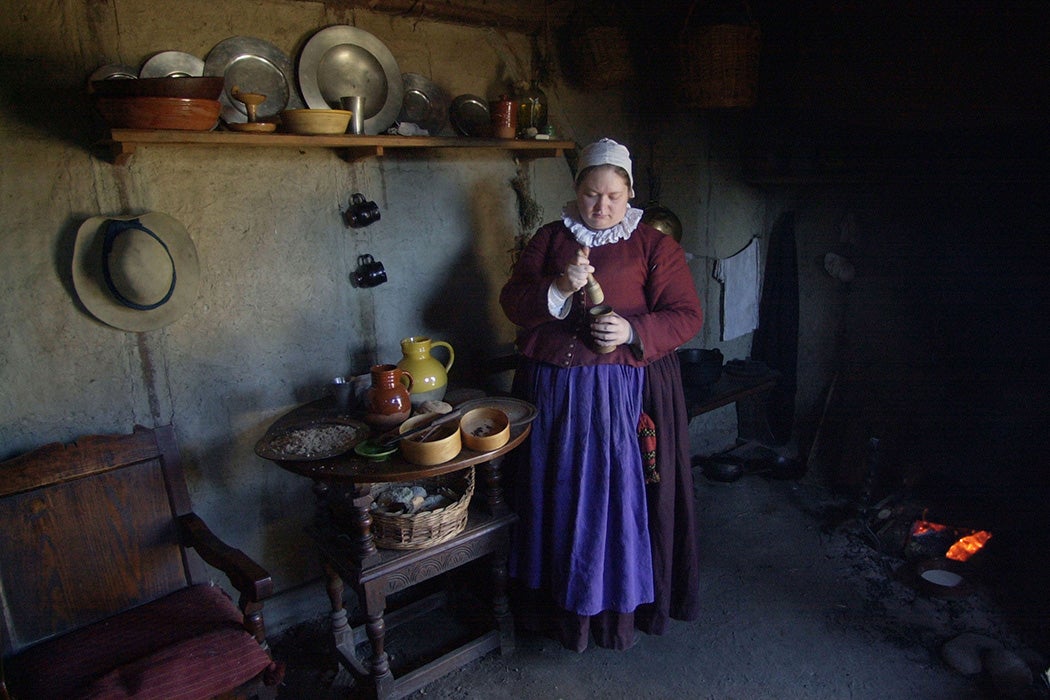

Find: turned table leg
<box><xmin>362</xmin><ymin>586</ymin><xmax>393</xmax><ymax>698</ymax></box>
<box><xmin>326</xmin><ymin>482</ymin><xmax>380</xmax><ymax>565</ymax></box>
<box><xmin>491</xmin><ymin>537</ymin><xmax>515</xmax><ymax>655</ymax></box>
<box><xmin>324</xmin><ymin>562</ymin><xmax>354</xmax><ymax>663</ymax></box>
<box><xmin>349</xmin><ymin>485</ymin><xmax>379</xmax><ymax>563</ymax></box>
<box><xmin>479</xmin><ymin>455</ymin><xmax>509</xmax><ymax>515</ymax></box>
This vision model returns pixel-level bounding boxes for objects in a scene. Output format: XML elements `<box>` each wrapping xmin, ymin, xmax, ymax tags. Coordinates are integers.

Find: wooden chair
<box><xmin>0</xmin><ymin>425</ymin><xmax>281</xmax><ymax>700</ymax></box>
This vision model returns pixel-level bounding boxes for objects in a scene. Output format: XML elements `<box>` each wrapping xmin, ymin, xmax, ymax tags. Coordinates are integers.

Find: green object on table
<box><xmin>354</xmin><ymin>439</ymin><xmax>397</xmax><ymax>461</ymax></box>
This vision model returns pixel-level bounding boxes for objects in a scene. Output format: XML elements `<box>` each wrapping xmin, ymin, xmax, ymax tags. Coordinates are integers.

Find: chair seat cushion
<box><xmin>10</xmin><ymin>583</ymin><xmax>272</xmax><ymax>700</ymax></box>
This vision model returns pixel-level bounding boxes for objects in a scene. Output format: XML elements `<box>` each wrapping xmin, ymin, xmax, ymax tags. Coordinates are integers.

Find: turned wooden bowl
<box><xmin>94</xmin><ymin>96</ymin><xmax>221</xmax><ymax>131</ymax></box>
<box><xmin>90</xmin><ymin>77</ymin><xmax>225</xmax><ymax>100</ymax></box>
<box><xmin>460</xmin><ymin>408</ymin><xmax>510</xmax><ymax>452</ymax></box>
<box><xmin>280</xmin><ymin>109</ymin><xmax>351</xmax><ymax>135</ymax></box>
<box><xmin>398</xmin><ymin>413</ymin><xmax>462</xmax><ymax>466</ymax></box>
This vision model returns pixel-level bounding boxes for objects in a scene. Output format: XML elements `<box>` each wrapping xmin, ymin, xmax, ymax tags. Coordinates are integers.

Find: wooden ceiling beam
<box><xmin>318</xmin><ymin>0</ymin><xmax>577</xmax><ymax>33</ymax></box>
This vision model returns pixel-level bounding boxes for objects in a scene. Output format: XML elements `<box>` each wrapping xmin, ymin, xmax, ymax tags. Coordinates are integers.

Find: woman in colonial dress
<box><xmin>499</xmin><ymin>138</ymin><xmax>703</xmax><ymax>651</ymax></box>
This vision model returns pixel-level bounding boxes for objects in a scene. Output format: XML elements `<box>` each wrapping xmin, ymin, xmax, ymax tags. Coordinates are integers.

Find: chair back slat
<box><xmin>0</xmin><ymin>428</ymin><xmax>162</xmax><ymax>498</ymax></box>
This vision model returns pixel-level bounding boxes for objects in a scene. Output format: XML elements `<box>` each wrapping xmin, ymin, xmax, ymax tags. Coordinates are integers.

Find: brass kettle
<box><xmin>640</xmin><ymin>167</ymin><xmax>683</xmax><ymax>242</ymax></box>
<box><xmin>641</xmin><ymin>200</ymin><xmax>683</xmax><ymax>242</ymax></box>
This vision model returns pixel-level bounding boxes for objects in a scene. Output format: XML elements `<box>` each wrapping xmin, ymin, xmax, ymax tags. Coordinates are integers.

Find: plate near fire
<box><xmin>898</xmin><ymin>515</ymin><xmax>993</xmax><ymax>598</ymax></box>
<box><xmin>906</xmin><ymin>557</ymin><xmax>973</xmax><ymax>598</ymax></box>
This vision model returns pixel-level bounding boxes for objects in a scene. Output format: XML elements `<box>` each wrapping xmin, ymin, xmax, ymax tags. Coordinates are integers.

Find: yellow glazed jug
<box><xmin>397</xmin><ymin>336</ymin><xmax>454</xmax><ymax>405</ymax></box>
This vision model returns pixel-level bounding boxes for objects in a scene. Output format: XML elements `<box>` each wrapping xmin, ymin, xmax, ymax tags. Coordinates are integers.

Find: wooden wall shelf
<box><xmin>102</xmin><ymin>130</ymin><xmax>576</xmax><ymax>165</ymax></box>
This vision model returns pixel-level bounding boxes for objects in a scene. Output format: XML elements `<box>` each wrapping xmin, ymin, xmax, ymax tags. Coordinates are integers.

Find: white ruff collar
<box><xmin>562</xmin><ymin>202</ymin><xmax>644</xmax><ymax>248</ymax></box>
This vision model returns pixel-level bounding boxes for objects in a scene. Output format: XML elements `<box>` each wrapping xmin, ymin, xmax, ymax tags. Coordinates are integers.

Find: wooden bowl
<box><xmin>280</xmin><ymin>109</ymin><xmax>351</xmax><ymax>135</ymax></box>
<box><xmin>90</xmin><ymin>77</ymin><xmax>225</xmax><ymax>100</ymax></box>
<box><xmin>460</xmin><ymin>407</ymin><xmax>510</xmax><ymax>452</ymax></box>
<box><xmin>398</xmin><ymin>413</ymin><xmax>462</xmax><ymax>466</ymax></box>
<box><xmin>94</xmin><ymin>96</ymin><xmax>221</xmax><ymax>131</ymax></box>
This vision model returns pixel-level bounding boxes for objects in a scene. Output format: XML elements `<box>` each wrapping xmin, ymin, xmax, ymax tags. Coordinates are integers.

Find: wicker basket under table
<box><xmin>368</xmin><ymin>468</ymin><xmax>475</xmax><ymax>550</ymax></box>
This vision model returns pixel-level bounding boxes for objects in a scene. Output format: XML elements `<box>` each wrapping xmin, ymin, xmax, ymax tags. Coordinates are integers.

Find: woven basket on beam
<box><xmin>679</xmin><ymin>23</ymin><xmax>760</xmax><ymax>109</ymax></box>
<box><xmin>571</xmin><ymin>25</ymin><xmax>635</xmax><ymax>90</ymax></box>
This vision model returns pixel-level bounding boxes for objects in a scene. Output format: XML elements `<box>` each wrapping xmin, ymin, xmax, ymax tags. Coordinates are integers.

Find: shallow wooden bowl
<box><xmin>94</xmin><ymin>96</ymin><xmax>221</xmax><ymax>130</ymax></box>
<box><xmin>90</xmin><ymin>77</ymin><xmax>225</xmax><ymax>100</ymax></box>
<box><xmin>398</xmin><ymin>413</ymin><xmax>462</xmax><ymax>466</ymax></box>
<box><xmin>460</xmin><ymin>407</ymin><xmax>510</xmax><ymax>452</ymax></box>
<box><xmin>280</xmin><ymin>109</ymin><xmax>351</xmax><ymax>135</ymax></box>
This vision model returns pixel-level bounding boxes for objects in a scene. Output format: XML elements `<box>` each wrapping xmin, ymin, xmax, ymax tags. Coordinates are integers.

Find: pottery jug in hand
<box><xmin>364</xmin><ymin>364</ymin><xmax>414</xmax><ymax>428</ymax></box>
<box><xmin>396</xmin><ymin>336</ymin><xmax>454</xmax><ymax>406</ymax></box>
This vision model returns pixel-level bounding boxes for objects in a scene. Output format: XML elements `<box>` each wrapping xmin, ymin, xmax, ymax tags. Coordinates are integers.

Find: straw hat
<box><xmin>72</xmin><ymin>212</ymin><xmax>200</xmax><ymax>331</ymax></box>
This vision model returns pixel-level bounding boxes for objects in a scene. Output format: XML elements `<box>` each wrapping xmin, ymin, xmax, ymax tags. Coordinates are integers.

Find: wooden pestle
<box><xmin>585</xmin><ymin>273</ymin><xmax>605</xmax><ymax>304</ymax></box>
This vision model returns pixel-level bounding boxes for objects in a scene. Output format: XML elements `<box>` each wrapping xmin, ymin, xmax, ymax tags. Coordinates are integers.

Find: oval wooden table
<box><xmin>260</xmin><ymin>397</ymin><xmax>531</xmax><ymax>700</ymax></box>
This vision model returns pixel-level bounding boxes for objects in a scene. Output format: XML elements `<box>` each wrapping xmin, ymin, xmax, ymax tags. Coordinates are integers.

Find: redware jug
<box><xmin>364</xmin><ymin>364</ymin><xmax>413</xmax><ymax>428</ymax></box>
<box><xmin>396</xmin><ymin>336</ymin><xmax>454</xmax><ymax>406</ymax></box>
<box><xmin>489</xmin><ymin>95</ymin><xmax>517</xmax><ymax>139</ymax></box>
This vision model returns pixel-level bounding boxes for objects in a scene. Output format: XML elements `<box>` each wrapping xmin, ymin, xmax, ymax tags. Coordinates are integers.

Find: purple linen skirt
<box><xmin>510</xmin><ymin>362</ymin><xmax>654</xmax><ymax>617</ymax></box>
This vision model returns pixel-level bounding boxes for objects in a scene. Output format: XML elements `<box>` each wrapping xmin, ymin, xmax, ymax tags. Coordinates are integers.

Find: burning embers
<box><xmin>843</xmin><ymin>496</ymin><xmax>995</xmax><ymax>599</ymax></box>
<box><xmin>908</xmin><ymin>516</ymin><xmax>993</xmax><ymax>563</ymax></box>
<box><xmin>903</xmin><ymin>514</ymin><xmax>993</xmax><ymax>598</ymax></box>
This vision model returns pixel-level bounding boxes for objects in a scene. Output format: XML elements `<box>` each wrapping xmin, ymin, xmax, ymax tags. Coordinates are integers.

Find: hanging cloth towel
<box><xmin>713</xmin><ymin>237</ymin><xmax>761</xmax><ymax>341</ymax></box>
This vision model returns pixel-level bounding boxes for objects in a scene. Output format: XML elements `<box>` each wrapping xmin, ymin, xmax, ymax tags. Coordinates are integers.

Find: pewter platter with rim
<box><xmin>398</xmin><ymin>73</ymin><xmax>450</xmax><ymax>135</ymax></box>
<box><xmin>90</xmin><ymin>64</ymin><xmax>138</xmax><ymax>82</ymax></box>
<box><xmin>297</xmin><ymin>25</ymin><xmax>403</xmax><ymax>135</ymax></box>
<box><xmin>449</xmin><ymin>94</ymin><xmax>490</xmax><ymax>136</ymax></box>
<box><xmin>140</xmin><ymin>51</ymin><xmax>205</xmax><ymax>78</ymax></box>
<box><xmin>204</xmin><ymin>36</ymin><xmax>303</xmax><ymax>124</ymax></box>
<box><xmin>255</xmin><ymin>418</ymin><xmax>369</xmax><ymax>461</ymax></box>
<box><xmin>456</xmin><ymin>397</ymin><xmax>537</xmax><ymax>429</ymax></box>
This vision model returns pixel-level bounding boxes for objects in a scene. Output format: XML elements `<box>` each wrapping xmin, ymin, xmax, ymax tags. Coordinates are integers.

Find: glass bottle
<box><xmin>516</xmin><ymin>80</ymin><xmax>548</xmax><ymax>137</ymax></box>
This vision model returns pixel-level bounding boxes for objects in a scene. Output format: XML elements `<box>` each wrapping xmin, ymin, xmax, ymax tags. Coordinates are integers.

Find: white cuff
<box><xmin>548</xmin><ymin>281</ymin><xmax>572</xmax><ymax>319</ymax></box>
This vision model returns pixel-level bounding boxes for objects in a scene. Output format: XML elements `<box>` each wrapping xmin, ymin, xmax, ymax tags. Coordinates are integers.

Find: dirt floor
<box><xmin>270</xmin><ymin>466</ymin><xmax>1048</xmax><ymax>700</ymax></box>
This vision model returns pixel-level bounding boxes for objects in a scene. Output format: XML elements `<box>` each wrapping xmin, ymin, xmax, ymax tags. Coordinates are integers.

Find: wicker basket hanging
<box><xmin>678</xmin><ymin>2</ymin><xmax>760</xmax><ymax>109</ymax></box>
<box><xmin>570</xmin><ymin>24</ymin><xmax>635</xmax><ymax>90</ymax></box>
<box><xmin>566</xmin><ymin>0</ymin><xmax>635</xmax><ymax>91</ymax></box>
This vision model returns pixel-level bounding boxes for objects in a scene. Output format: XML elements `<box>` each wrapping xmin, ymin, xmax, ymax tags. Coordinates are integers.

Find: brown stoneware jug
<box><xmin>364</xmin><ymin>364</ymin><xmax>414</xmax><ymax>429</ymax></box>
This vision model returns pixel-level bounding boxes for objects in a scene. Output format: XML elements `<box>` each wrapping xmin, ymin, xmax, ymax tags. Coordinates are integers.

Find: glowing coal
<box><xmin>908</xmin><ymin>515</ymin><xmax>992</xmax><ymax>563</ymax></box>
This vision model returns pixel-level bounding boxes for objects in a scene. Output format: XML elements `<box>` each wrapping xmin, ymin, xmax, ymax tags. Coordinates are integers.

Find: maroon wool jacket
<box><xmin>500</xmin><ymin>220</ymin><xmax>703</xmax><ymax>368</ymax></box>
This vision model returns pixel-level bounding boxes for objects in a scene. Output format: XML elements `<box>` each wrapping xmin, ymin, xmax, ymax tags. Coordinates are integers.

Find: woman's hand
<box><xmin>556</xmin><ymin>247</ymin><xmax>594</xmax><ymax>294</ymax></box>
<box><xmin>591</xmin><ymin>310</ymin><xmax>633</xmax><ymax>349</ymax></box>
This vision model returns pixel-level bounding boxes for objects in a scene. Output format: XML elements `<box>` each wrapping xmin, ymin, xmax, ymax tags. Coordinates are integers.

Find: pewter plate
<box><xmin>255</xmin><ymin>418</ymin><xmax>369</xmax><ymax>461</ymax></box>
<box><xmin>89</xmin><ymin>64</ymin><xmax>138</xmax><ymax>82</ymax></box>
<box><xmin>297</xmin><ymin>25</ymin><xmax>402</xmax><ymax>135</ymax></box>
<box><xmin>398</xmin><ymin>73</ymin><xmax>450</xmax><ymax>135</ymax></box>
<box><xmin>449</xmin><ymin>94</ymin><xmax>489</xmax><ymax>136</ymax></box>
<box><xmin>204</xmin><ymin>36</ymin><xmax>303</xmax><ymax>124</ymax></box>
<box><xmin>140</xmin><ymin>51</ymin><xmax>205</xmax><ymax>78</ymax></box>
